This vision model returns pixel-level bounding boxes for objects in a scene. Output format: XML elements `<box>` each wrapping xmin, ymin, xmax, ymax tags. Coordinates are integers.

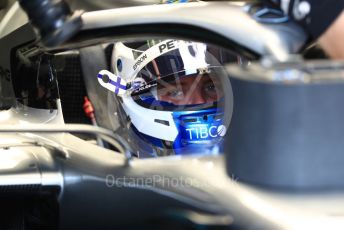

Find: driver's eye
<box><xmin>203</xmin><ymin>81</ymin><xmax>217</xmax><ymax>95</ymax></box>
<box><xmin>204</xmin><ymin>82</ymin><xmax>216</xmax><ymax>92</ymax></box>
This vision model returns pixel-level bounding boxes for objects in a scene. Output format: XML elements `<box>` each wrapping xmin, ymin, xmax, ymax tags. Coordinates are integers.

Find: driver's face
<box><xmin>157</xmin><ymin>74</ymin><xmax>223</xmax><ymax>105</ymax></box>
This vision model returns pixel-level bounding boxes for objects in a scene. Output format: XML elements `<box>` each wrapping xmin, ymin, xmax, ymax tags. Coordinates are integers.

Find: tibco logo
<box><xmin>185</xmin><ymin>125</ymin><xmax>227</xmax><ymax>140</ymax></box>
<box><xmin>217</xmin><ymin>125</ymin><xmax>226</xmax><ymax>137</ymax></box>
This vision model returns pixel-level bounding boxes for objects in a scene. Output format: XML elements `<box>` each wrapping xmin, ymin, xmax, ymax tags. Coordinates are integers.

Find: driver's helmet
<box><xmin>100</xmin><ymin>39</ymin><xmax>233</xmax><ymax>157</ymax></box>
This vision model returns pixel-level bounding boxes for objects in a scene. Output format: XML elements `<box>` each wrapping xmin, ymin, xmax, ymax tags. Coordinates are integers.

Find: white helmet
<box><xmin>98</xmin><ymin>39</ymin><xmax>233</xmax><ymax>157</ymax></box>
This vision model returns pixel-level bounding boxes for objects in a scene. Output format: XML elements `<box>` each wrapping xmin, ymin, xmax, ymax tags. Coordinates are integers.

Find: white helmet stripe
<box><xmin>128</xmin><ymin>39</ymin><xmax>180</xmax><ymax>80</ymax></box>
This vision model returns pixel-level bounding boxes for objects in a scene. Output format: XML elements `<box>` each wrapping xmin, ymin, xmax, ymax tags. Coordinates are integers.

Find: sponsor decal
<box><xmin>132</xmin><ymin>82</ymin><xmax>158</xmax><ymax>95</ymax></box>
<box><xmin>129</xmin><ymin>40</ymin><xmax>178</xmax><ymax>79</ymax></box>
<box><xmin>159</xmin><ymin>40</ymin><xmax>176</xmax><ymax>54</ymax></box>
<box><xmin>133</xmin><ymin>54</ymin><xmax>147</xmax><ymax>71</ymax></box>
<box><xmin>217</xmin><ymin>125</ymin><xmax>227</xmax><ymax>137</ymax></box>
<box><xmin>185</xmin><ymin>125</ymin><xmax>227</xmax><ymax>140</ymax></box>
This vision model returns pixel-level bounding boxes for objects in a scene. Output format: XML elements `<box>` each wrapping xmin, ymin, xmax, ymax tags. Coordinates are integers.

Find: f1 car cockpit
<box><xmin>1</xmin><ymin>0</ymin><xmax>344</xmax><ymax>229</ymax></box>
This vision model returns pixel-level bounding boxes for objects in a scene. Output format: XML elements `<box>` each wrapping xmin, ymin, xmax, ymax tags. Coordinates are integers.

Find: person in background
<box><xmin>266</xmin><ymin>0</ymin><xmax>344</xmax><ymax>59</ymax></box>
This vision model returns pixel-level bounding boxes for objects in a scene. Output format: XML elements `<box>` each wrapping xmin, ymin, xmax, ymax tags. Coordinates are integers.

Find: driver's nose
<box><xmin>188</xmin><ymin>89</ymin><xmax>206</xmax><ymax>105</ymax></box>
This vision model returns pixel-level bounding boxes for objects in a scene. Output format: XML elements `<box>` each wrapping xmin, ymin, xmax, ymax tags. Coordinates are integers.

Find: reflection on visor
<box><xmin>157</xmin><ymin>73</ymin><xmax>223</xmax><ymax>106</ymax></box>
<box><xmin>131</xmin><ymin>67</ymin><xmax>226</xmax><ymax>111</ymax></box>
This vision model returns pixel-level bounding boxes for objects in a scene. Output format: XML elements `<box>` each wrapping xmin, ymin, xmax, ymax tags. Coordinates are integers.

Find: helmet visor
<box><xmin>131</xmin><ymin>66</ymin><xmax>227</xmax><ymax>111</ymax></box>
<box><xmin>130</xmin><ymin>42</ymin><xmax>229</xmax><ymax>111</ymax></box>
